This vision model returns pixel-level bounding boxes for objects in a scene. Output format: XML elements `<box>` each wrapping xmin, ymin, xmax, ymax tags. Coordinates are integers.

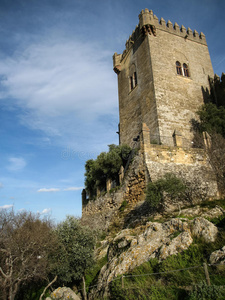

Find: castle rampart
<box><xmin>82</xmin><ymin>9</ymin><xmax>219</xmax><ymax>228</ymax></box>
<box><xmin>113</xmin><ymin>9</ymin><xmax>213</xmax><ymax>148</ymax></box>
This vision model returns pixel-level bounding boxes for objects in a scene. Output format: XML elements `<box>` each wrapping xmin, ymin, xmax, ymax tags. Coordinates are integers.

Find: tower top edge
<box><xmin>137</xmin><ymin>8</ymin><xmax>207</xmax><ymax>45</ymax></box>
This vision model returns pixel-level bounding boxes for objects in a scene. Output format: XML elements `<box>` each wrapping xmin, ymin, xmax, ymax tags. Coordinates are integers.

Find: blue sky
<box><xmin>0</xmin><ymin>0</ymin><xmax>224</xmax><ymax>223</ymax></box>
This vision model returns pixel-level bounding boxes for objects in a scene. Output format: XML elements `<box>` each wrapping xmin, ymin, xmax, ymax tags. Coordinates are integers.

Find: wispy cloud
<box><xmin>40</xmin><ymin>208</ymin><xmax>52</xmax><ymax>215</ymax></box>
<box><xmin>0</xmin><ymin>183</ymin><xmax>3</xmax><ymax>188</ymax></box>
<box><xmin>37</xmin><ymin>188</ymin><xmax>60</xmax><ymax>193</ymax></box>
<box><xmin>64</xmin><ymin>187</ymin><xmax>83</xmax><ymax>191</ymax></box>
<box><xmin>0</xmin><ymin>35</ymin><xmax>118</xmax><ymax>151</ymax></box>
<box><xmin>7</xmin><ymin>157</ymin><xmax>27</xmax><ymax>172</ymax></box>
<box><xmin>0</xmin><ymin>204</ymin><xmax>14</xmax><ymax>210</ymax></box>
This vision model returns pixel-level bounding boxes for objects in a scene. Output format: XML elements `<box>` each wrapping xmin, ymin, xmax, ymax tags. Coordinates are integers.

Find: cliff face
<box><xmin>89</xmin><ymin>214</ymin><xmax>222</xmax><ymax>299</ymax></box>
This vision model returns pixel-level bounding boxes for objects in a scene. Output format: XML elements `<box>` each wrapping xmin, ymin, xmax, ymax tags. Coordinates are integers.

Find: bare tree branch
<box><xmin>39</xmin><ymin>275</ymin><xmax>57</xmax><ymax>300</ymax></box>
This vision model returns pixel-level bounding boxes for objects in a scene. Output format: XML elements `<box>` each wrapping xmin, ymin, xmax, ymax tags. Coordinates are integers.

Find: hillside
<box><xmin>85</xmin><ymin>198</ymin><xmax>225</xmax><ymax>300</ymax></box>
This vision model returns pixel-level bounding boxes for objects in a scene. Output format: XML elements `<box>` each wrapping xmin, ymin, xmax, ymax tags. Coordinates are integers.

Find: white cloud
<box><xmin>0</xmin><ymin>204</ymin><xmax>14</xmax><ymax>210</ymax></box>
<box><xmin>7</xmin><ymin>157</ymin><xmax>27</xmax><ymax>172</ymax></box>
<box><xmin>64</xmin><ymin>187</ymin><xmax>83</xmax><ymax>191</ymax></box>
<box><xmin>0</xmin><ymin>36</ymin><xmax>118</xmax><ymax>151</ymax></box>
<box><xmin>18</xmin><ymin>208</ymin><xmax>25</xmax><ymax>212</ymax></box>
<box><xmin>37</xmin><ymin>188</ymin><xmax>60</xmax><ymax>193</ymax></box>
<box><xmin>40</xmin><ymin>208</ymin><xmax>52</xmax><ymax>215</ymax></box>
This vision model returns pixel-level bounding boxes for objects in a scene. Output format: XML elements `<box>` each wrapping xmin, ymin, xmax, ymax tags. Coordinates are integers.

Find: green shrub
<box><xmin>145</xmin><ymin>173</ymin><xmax>186</xmax><ymax>212</ymax></box>
<box><xmin>84</xmin><ymin>144</ymin><xmax>132</xmax><ymax>198</ymax></box>
<box><xmin>187</xmin><ymin>281</ymin><xmax>225</xmax><ymax>300</ymax></box>
<box><xmin>85</xmin><ymin>255</ymin><xmax>108</xmax><ymax>290</ymax></box>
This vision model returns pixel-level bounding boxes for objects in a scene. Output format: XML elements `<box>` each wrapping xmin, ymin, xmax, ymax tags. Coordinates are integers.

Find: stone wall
<box><xmin>82</xmin><ymin>127</ymin><xmax>218</xmax><ymax>230</ymax></box>
<box><xmin>141</xmin><ymin>123</ymin><xmax>218</xmax><ymax>206</ymax></box>
<box><xmin>81</xmin><ymin>154</ymin><xmax>147</xmax><ymax>231</ymax></box>
<box><xmin>82</xmin><ymin>9</ymin><xmax>219</xmax><ymax>230</ymax></box>
<box><xmin>113</xmin><ymin>8</ymin><xmax>214</xmax><ymax>147</ymax></box>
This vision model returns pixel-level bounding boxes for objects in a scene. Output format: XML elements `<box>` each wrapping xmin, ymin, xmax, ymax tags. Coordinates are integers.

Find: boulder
<box><xmin>191</xmin><ymin>217</ymin><xmax>218</xmax><ymax>243</ymax></box>
<box><xmin>49</xmin><ymin>287</ymin><xmax>80</xmax><ymax>300</ymax></box>
<box><xmin>210</xmin><ymin>246</ymin><xmax>225</xmax><ymax>265</ymax></box>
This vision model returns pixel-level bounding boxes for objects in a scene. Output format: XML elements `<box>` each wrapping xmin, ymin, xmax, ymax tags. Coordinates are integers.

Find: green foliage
<box><xmin>187</xmin><ymin>281</ymin><xmax>225</xmax><ymax>300</ymax></box>
<box><xmin>84</xmin><ymin>144</ymin><xmax>132</xmax><ymax>197</ymax></box>
<box><xmin>145</xmin><ymin>173</ymin><xmax>186</xmax><ymax>211</ymax></box>
<box><xmin>197</xmin><ymin>103</ymin><xmax>225</xmax><ymax>137</ymax></box>
<box><xmin>15</xmin><ymin>282</ymin><xmax>51</xmax><ymax>300</ymax></box>
<box><xmin>85</xmin><ymin>255</ymin><xmax>108</xmax><ymax>290</ymax></box>
<box><xmin>119</xmin><ymin>200</ymin><xmax>128</xmax><ymax>212</ymax></box>
<box><xmin>0</xmin><ymin>210</ymin><xmax>58</xmax><ymax>300</ymax></box>
<box><xmin>109</xmin><ymin>229</ymin><xmax>225</xmax><ymax>300</ymax></box>
<box><xmin>54</xmin><ymin>216</ymin><xmax>95</xmax><ymax>284</ymax></box>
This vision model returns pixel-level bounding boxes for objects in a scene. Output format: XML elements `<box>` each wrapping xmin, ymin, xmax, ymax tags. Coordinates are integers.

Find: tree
<box><xmin>84</xmin><ymin>144</ymin><xmax>132</xmax><ymax>197</ymax></box>
<box><xmin>197</xmin><ymin>103</ymin><xmax>225</xmax><ymax>138</ymax></box>
<box><xmin>0</xmin><ymin>210</ymin><xmax>57</xmax><ymax>300</ymax></box>
<box><xmin>54</xmin><ymin>216</ymin><xmax>95</xmax><ymax>285</ymax></box>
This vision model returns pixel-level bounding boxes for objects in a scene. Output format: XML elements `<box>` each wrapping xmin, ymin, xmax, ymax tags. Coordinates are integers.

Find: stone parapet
<box><xmin>114</xmin><ymin>8</ymin><xmax>208</xmax><ymax>70</ymax></box>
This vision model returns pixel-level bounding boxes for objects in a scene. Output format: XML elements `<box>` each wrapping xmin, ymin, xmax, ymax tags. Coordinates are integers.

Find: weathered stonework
<box><xmin>82</xmin><ymin>9</ymin><xmax>219</xmax><ymax>229</ymax></box>
<box><xmin>114</xmin><ymin>9</ymin><xmax>213</xmax><ymax>146</ymax></box>
<box><xmin>141</xmin><ymin>123</ymin><xmax>218</xmax><ymax>203</ymax></box>
<box><xmin>82</xmin><ymin>154</ymin><xmax>147</xmax><ymax>231</ymax></box>
<box><xmin>90</xmin><ymin>217</ymin><xmax>218</xmax><ymax>299</ymax></box>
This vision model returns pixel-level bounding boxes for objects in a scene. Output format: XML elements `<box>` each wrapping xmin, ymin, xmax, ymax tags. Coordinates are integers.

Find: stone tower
<box><xmin>113</xmin><ymin>9</ymin><xmax>214</xmax><ymax>147</ymax></box>
<box><xmin>81</xmin><ymin>9</ymin><xmax>219</xmax><ymax>228</ymax></box>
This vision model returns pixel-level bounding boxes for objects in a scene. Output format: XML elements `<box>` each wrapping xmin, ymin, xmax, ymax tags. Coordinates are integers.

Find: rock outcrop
<box><xmin>47</xmin><ymin>287</ymin><xmax>80</xmax><ymax>300</ymax></box>
<box><xmin>210</xmin><ymin>246</ymin><xmax>225</xmax><ymax>265</ymax></box>
<box><xmin>176</xmin><ymin>205</ymin><xmax>225</xmax><ymax>219</ymax></box>
<box><xmin>191</xmin><ymin>217</ymin><xmax>218</xmax><ymax>243</ymax></box>
<box><xmin>92</xmin><ymin>217</ymin><xmax>218</xmax><ymax>298</ymax></box>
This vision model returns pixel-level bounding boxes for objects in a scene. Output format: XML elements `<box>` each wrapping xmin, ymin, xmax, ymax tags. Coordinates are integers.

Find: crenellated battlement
<box><xmin>113</xmin><ymin>9</ymin><xmax>207</xmax><ymax>70</ymax></box>
<box><xmin>138</xmin><ymin>8</ymin><xmax>206</xmax><ymax>44</ymax></box>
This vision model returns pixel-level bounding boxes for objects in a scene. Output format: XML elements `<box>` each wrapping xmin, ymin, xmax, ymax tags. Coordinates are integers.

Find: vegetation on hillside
<box><xmin>106</xmin><ymin>197</ymin><xmax>225</xmax><ymax>300</ymax></box>
<box><xmin>0</xmin><ymin>211</ymin><xmax>95</xmax><ymax>300</ymax></box>
<box><xmin>109</xmin><ymin>235</ymin><xmax>225</xmax><ymax>299</ymax></box>
<box><xmin>145</xmin><ymin>173</ymin><xmax>186</xmax><ymax>212</ymax></box>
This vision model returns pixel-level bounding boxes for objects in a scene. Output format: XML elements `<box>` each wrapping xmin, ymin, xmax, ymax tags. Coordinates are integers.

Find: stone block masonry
<box><xmin>82</xmin><ymin>9</ymin><xmax>219</xmax><ymax>230</ymax></box>
<box><xmin>82</xmin><ymin>154</ymin><xmax>147</xmax><ymax>231</ymax></box>
<box><xmin>113</xmin><ymin>8</ymin><xmax>214</xmax><ymax>148</ymax></box>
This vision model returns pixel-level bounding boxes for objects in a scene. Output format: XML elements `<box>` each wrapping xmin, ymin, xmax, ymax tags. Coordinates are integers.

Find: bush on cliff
<box><xmin>145</xmin><ymin>173</ymin><xmax>186</xmax><ymax>212</ymax></box>
<box><xmin>84</xmin><ymin>144</ymin><xmax>132</xmax><ymax>197</ymax></box>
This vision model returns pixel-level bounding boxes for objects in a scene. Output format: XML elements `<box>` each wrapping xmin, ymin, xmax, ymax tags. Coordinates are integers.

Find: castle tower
<box><xmin>113</xmin><ymin>9</ymin><xmax>214</xmax><ymax>147</ymax></box>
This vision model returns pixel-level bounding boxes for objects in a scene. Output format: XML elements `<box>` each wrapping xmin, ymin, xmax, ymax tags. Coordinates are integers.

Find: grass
<box><xmin>108</xmin><ymin>216</ymin><xmax>225</xmax><ymax>300</ymax></box>
<box><xmin>87</xmin><ymin>198</ymin><xmax>225</xmax><ymax>299</ymax></box>
<box><xmin>85</xmin><ymin>255</ymin><xmax>108</xmax><ymax>291</ymax></box>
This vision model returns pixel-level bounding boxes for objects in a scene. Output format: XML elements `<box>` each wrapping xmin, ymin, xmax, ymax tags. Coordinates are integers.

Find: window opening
<box><xmin>176</xmin><ymin>61</ymin><xmax>182</xmax><ymax>75</ymax></box>
<box><xmin>130</xmin><ymin>76</ymin><xmax>134</xmax><ymax>90</ymax></box>
<box><xmin>130</xmin><ymin>72</ymin><xmax>138</xmax><ymax>91</ymax></box>
<box><xmin>183</xmin><ymin>63</ymin><xmax>189</xmax><ymax>77</ymax></box>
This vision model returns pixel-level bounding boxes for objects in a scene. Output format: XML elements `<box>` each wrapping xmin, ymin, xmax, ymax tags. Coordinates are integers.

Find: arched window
<box><xmin>183</xmin><ymin>63</ymin><xmax>189</xmax><ymax>77</ymax></box>
<box><xmin>176</xmin><ymin>61</ymin><xmax>182</xmax><ymax>75</ymax></box>
<box><xmin>129</xmin><ymin>71</ymin><xmax>138</xmax><ymax>91</ymax></box>
<box><xmin>129</xmin><ymin>64</ymin><xmax>138</xmax><ymax>92</ymax></box>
